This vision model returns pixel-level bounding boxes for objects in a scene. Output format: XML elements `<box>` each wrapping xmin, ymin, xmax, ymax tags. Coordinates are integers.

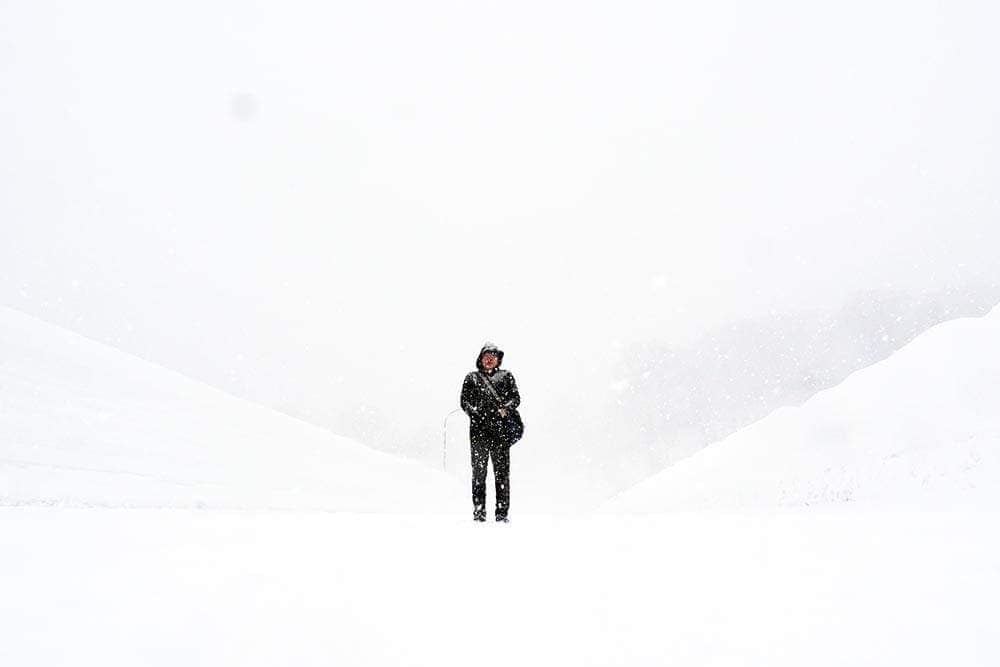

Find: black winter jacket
<box><xmin>461</xmin><ymin>343</ymin><xmax>521</xmax><ymax>440</ymax></box>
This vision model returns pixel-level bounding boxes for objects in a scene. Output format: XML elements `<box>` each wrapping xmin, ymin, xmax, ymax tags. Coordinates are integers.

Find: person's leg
<box><xmin>470</xmin><ymin>437</ymin><xmax>489</xmax><ymax>520</ymax></box>
<box><xmin>491</xmin><ymin>442</ymin><xmax>510</xmax><ymax>520</ymax></box>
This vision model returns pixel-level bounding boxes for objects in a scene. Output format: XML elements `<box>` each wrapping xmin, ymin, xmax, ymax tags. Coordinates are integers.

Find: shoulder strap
<box><xmin>478</xmin><ymin>372</ymin><xmax>505</xmax><ymax>406</ymax></box>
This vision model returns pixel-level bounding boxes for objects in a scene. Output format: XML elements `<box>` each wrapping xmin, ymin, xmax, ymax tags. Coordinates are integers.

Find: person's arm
<box><xmin>460</xmin><ymin>373</ymin><xmax>483</xmax><ymax>419</ymax></box>
<box><xmin>502</xmin><ymin>373</ymin><xmax>521</xmax><ymax>411</ymax></box>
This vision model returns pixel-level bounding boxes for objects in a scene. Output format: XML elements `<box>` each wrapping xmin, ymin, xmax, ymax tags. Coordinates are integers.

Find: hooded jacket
<box><xmin>460</xmin><ymin>342</ymin><xmax>521</xmax><ymax>439</ymax></box>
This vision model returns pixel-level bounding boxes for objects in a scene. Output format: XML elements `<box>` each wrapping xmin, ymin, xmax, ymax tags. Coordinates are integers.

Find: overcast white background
<box><xmin>2</xmin><ymin>1</ymin><xmax>998</xmax><ymax>503</ymax></box>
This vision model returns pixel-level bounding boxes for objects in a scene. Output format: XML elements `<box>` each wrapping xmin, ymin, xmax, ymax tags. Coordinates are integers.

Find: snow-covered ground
<box><xmin>1</xmin><ymin>305</ymin><xmax>998</xmax><ymax>665</ymax></box>
<box><xmin>606</xmin><ymin>305</ymin><xmax>1000</xmax><ymax>512</ymax></box>
<box><xmin>2</xmin><ymin>507</ymin><xmax>997</xmax><ymax>666</ymax></box>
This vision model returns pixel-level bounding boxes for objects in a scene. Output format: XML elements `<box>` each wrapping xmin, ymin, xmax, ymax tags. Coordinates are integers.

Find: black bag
<box><xmin>479</xmin><ymin>372</ymin><xmax>524</xmax><ymax>446</ymax></box>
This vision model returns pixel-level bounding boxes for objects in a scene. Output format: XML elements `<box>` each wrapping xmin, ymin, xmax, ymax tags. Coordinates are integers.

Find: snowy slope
<box><xmin>0</xmin><ymin>306</ymin><xmax>461</xmax><ymax>511</ymax></box>
<box><xmin>2</xmin><ymin>304</ymin><xmax>998</xmax><ymax>667</ymax></box>
<box><xmin>606</xmin><ymin>305</ymin><xmax>1000</xmax><ymax>512</ymax></box>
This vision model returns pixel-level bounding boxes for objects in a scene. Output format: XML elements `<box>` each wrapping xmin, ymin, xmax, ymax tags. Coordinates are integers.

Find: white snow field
<box><xmin>1</xmin><ymin>304</ymin><xmax>998</xmax><ymax>666</ymax></box>
<box><xmin>606</xmin><ymin>305</ymin><xmax>1000</xmax><ymax>512</ymax></box>
<box><xmin>2</xmin><ymin>507</ymin><xmax>997</xmax><ymax>666</ymax></box>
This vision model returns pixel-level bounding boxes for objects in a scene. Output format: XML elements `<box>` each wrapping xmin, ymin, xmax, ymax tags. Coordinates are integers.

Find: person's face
<box><xmin>481</xmin><ymin>352</ymin><xmax>499</xmax><ymax>370</ymax></box>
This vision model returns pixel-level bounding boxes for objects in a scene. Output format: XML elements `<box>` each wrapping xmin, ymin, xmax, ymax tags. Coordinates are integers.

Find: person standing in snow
<box><xmin>460</xmin><ymin>342</ymin><xmax>522</xmax><ymax>522</ymax></box>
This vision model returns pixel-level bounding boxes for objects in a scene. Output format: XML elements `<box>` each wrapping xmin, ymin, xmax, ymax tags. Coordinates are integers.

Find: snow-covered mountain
<box><xmin>0</xmin><ymin>305</ymin><xmax>460</xmax><ymax>511</ymax></box>
<box><xmin>605</xmin><ymin>305</ymin><xmax>1000</xmax><ymax>512</ymax></box>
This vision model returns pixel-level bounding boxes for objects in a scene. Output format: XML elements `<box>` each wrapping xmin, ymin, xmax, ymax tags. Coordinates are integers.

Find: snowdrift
<box><xmin>0</xmin><ymin>306</ymin><xmax>460</xmax><ymax>511</ymax></box>
<box><xmin>606</xmin><ymin>305</ymin><xmax>1000</xmax><ymax>511</ymax></box>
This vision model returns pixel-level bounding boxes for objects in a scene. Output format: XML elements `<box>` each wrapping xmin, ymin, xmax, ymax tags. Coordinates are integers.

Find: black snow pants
<box><xmin>471</xmin><ymin>432</ymin><xmax>510</xmax><ymax>519</ymax></box>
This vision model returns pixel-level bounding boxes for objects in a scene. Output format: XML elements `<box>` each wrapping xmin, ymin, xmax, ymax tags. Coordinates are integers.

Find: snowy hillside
<box><xmin>0</xmin><ymin>306</ymin><xmax>460</xmax><ymax>511</ymax></box>
<box><xmin>2</xmin><ymin>304</ymin><xmax>997</xmax><ymax>666</ymax></box>
<box><xmin>606</xmin><ymin>305</ymin><xmax>1000</xmax><ymax>512</ymax></box>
